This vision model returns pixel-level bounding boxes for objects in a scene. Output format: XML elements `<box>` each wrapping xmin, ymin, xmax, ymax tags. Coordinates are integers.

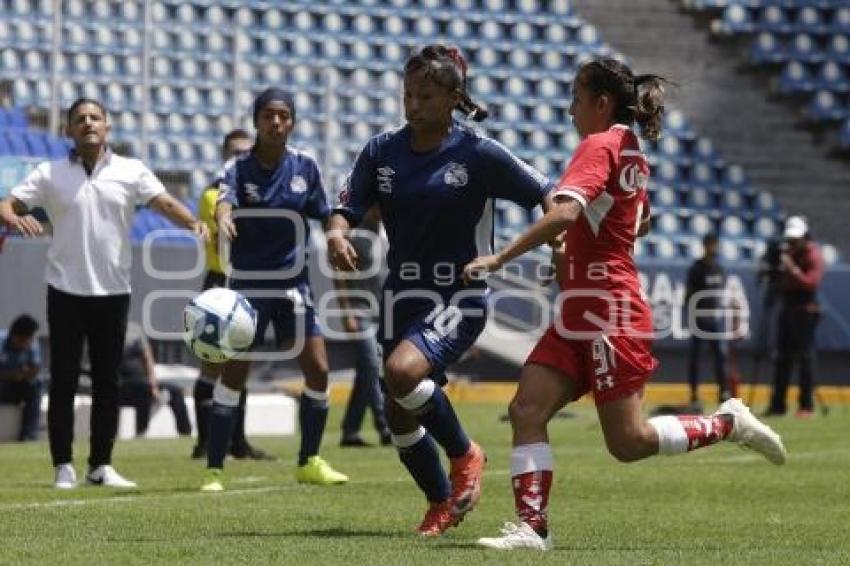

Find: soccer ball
<box><xmin>182</xmin><ymin>288</ymin><xmax>257</xmax><ymax>363</ymax></box>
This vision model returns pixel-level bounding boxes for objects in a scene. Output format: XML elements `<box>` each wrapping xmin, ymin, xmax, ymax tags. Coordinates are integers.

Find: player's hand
<box><xmin>342</xmin><ymin>315</ymin><xmax>360</xmax><ymax>333</ymax></box>
<box><xmin>219</xmin><ymin>215</ymin><xmax>238</xmax><ymax>240</ymax></box>
<box><xmin>191</xmin><ymin>220</ymin><xmax>210</xmax><ymax>242</ymax></box>
<box><xmin>462</xmin><ymin>254</ymin><xmax>502</xmax><ymax>285</ymax></box>
<box><xmin>780</xmin><ymin>252</ymin><xmax>796</xmax><ymax>271</ymax></box>
<box><xmin>7</xmin><ymin>214</ymin><xmax>43</xmax><ymax>238</ymax></box>
<box><xmin>327</xmin><ymin>234</ymin><xmax>358</xmax><ymax>271</ymax></box>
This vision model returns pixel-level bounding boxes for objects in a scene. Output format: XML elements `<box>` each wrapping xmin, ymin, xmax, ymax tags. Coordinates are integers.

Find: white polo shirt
<box><xmin>10</xmin><ymin>149</ymin><xmax>167</xmax><ymax>296</ymax></box>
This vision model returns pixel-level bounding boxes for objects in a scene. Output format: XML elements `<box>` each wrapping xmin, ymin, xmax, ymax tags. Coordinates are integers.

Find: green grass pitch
<box><xmin>1</xmin><ymin>404</ymin><xmax>848</xmax><ymax>565</ymax></box>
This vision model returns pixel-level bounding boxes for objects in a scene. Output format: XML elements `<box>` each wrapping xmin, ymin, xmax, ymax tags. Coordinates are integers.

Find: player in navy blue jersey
<box><xmin>328</xmin><ymin>44</ymin><xmax>553</xmax><ymax>536</ymax></box>
<box><xmin>201</xmin><ymin>88</ymin><xmax>347</xmax><ymax>491</ymax></box>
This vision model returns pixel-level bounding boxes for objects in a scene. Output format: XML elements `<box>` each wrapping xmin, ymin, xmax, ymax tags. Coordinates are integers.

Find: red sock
<box><xmin>676</xmin><ymin>415</ymin><xmax>733</xmax><ymax>451</ymax></box>
<box><xmin>512</xmin><ymin>470</ymin><xmax>552</xmax><ymax>536</ymax></box>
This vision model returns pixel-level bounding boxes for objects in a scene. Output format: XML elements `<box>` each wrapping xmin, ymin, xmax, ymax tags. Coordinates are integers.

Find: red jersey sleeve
<box><xmin>553</xmin><ymin>133</ymin><xmax>616</xmax><ymax>207</ymax></box>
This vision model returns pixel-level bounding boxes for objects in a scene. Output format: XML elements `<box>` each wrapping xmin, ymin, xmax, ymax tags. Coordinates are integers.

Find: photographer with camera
<box><xmin>766</xmin><ymin>216</ymin><xmax>824</xmax><ymax>418</ymax></box>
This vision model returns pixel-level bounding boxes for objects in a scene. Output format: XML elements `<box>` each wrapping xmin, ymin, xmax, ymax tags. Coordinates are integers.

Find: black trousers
<box><xmin>769</xmin><ymin>308</ymin><xmax>820</xmax><ymax>414</ymax></box>
<box><xmin>47</xmin><ymin>285</ymin><xmax>129</xmax><ymax>468</ymax></box>
<box><xmin>687</xmin><ymin>316</ymin><xmax>729</xmax><ymax>403</ymax></box>
<box><xmin>120</xmin><ymin>381</ymin><xmax>192</xmax><ymax>437</ymax></box>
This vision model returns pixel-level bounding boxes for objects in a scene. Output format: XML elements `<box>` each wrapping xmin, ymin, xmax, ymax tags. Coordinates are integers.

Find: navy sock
<box><xmin>193</xmin><ymin>379</ymin><xmax>214</xmax><ymax>448</ymax></box>
<box><xmin>398</xmin><ymin>381</ymin><xmax>470</xmax><ymax>459</ymax></box>
<box><xmin>207</xmin><ymin>402</ymin><xmax>237</xmax><ymax>469</ymax></box>
<box><xmin>395</xmin><ymin>429</ymin><xmax>451</xmax><ymax>503</ymax></box>
<box><xmin>298</xmin><ymin>389</ymin><xmax>329</xmax><ymax>466</ymax></box>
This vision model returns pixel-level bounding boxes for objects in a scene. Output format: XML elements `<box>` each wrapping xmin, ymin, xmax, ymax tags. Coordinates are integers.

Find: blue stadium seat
<box><xmin>807</xmin><ymin>90</ymin><xmax>848</xmax><ymax>122</ymax></box>
<box><xmin>787</xmin><ymin>34</ymin><xmax>821</xmax><ymax>64</ymax></box>
<box><xmin>4</xmin><ymin>132</ymin><xmax>29</xmax><ymax>155</ymax></box>
<box><xmin>750</xmin><ymin>32</ymin><xmax>786</xmax><ymax>64</ymax></box>
<box><xmin>816</xmin><ymin>61</ymin><xmax>850</xmax><ymax>92</ymax></box>
<box><xmin>778</xmin><ymin>61</ymin><xmax>815</xmax><ymax>93</ymax></box>
<box><xmin>827</xmin><ymin>33</ymin><xmax>850</xmax><ymax>64</ymax></box>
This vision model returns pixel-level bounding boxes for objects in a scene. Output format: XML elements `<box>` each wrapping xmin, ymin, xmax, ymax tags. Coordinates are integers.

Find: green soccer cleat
<box><xmin>201</xmin><ymin>468</ymin><xmax>225</xmax><ymax>492</ymax></box>
<box><xmin>295</xmin><ymin>456</ymin><xmax>348</xmax><ymax>485</ymax></box>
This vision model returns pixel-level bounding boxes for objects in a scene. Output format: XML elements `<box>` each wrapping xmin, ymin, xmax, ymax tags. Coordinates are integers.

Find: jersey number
<box><xmin>425</xmin><ymin>305</ymin><xmax>463</xmax><ymax>338</ymax></box>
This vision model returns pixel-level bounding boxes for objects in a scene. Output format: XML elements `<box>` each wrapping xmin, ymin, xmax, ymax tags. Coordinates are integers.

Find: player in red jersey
<box><xmin>464</xmin><ymin>58</ymin><xmax>787</xmax><ymax>551</ymax></box>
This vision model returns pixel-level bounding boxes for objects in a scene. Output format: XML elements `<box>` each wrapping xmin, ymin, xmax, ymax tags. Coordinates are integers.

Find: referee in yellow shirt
<box><xmin>192</xmin><ymin>129</ymin><xmax>273</xmax><ymax>460</ymax></box>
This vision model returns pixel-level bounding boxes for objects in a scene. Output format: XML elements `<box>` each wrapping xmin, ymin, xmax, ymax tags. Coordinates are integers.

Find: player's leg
<box><xmin>385</xmin><ymin>339</ymin><xmax>485</xmax><ymax>519</ymax></box>
<box><xmin>293</xmin><ymin>334</ymin><xmax>347</xmax><ymax>484</ymax></box>
<box><xmin>85</xmin><ymin>293</ymin><xmax>135</xmax><ymax>487</ymax></box>
<box><xmin>46</xmin><ymin>286</ymin><xmax>86</xmax><ymax>487</ymax></box>
<box><xmin>606</xmin><ymin>391</ymin><xmax>787</xmax><ymax>465</ymax></box>
<box><xmin>478</xmin><ymin>363</ymin><xmax>575</xmax><ymax>551</ymax></box>
<box><xmin>191</xmin><ymin>360</ymin><xmax>219</xmax><ymax>458</ymax></box>
<box><xmin>386</xmin><ymin>397</ymin><xmax>455</xmax><ymax>536</ymax></box>
<box><xmin>795</xmin><ymin>312</ymin><xmax>819</xmax><ymax>415</ymax></box>
<box><xmin>687</xmin><ymin>333</ymin><xmax>702</xmax><ymax>403</ymax></box>
<box><xmin>202</xmin><ymin>358</ymin><xmax>251</xmax><ymax>491</ymax></box>
<box><xmin>340</xmin><ymin>334</ymin><xmax>373</xmax><ymax>445</ymax></box>
<box><xmin>193</xmin><ymin>271</ymin><xmax>226</xmax><ymax>458</ymax></box>
<box><xmin>768</xmin><ymin>308</ymin><xmax>794</xmax><ymax>415</ymax></box>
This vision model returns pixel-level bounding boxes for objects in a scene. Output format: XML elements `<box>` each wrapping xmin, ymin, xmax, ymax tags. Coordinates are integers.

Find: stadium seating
<box><xmin>1</xmin><ymin>0</ymin><xmax>843</xmax><ymax>265</ymax></box>
<box><xmin>685</xmin><ymin>1</ymin><xmax>850</xmax><ymax>153</ymax></box>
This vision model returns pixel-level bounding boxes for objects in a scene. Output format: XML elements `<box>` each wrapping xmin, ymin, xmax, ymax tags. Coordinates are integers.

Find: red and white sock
<box><xmin>510</xmin><ymin>443</ymin><xmax>553</xmax><ymax>537</ymax></box>
<box><xmin>648</xmin><ymin>414</ymin><xmax>734</xmax><ymax>455</ymax></box>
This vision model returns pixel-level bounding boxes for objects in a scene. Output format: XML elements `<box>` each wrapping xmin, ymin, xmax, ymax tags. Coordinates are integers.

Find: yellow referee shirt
<box><xmin>198</xmin><ymin>184</ymin><xmax>223</xmax><ymax>274</ymax></box>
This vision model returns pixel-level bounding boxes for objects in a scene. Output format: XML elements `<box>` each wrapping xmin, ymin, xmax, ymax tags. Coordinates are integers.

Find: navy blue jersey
<box><xmin>220</xmin><ymin>148</ymin><xmax>329</xmax><ymax>286</ymax></box>
<box><xmin>335</xmin><ymin>122</ymin><xmax>553</xmax><ymax>295</ymax></box>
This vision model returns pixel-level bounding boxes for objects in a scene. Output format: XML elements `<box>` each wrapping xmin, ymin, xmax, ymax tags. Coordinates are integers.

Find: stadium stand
<box><xmin>1</xmin><ymin>0</ymin><xmax>849</xmax><ymax>386</ymax></box>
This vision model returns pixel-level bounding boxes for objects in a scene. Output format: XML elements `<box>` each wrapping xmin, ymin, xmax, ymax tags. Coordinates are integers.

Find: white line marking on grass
<box><xmin>0</xmin><ymin>469</ymin><xmax>512</xmax><ymax>512</ymax></box>
<box><xmin>0</xmin><ymin>485</ymin><xmax>293</xmax><ymax>512</ymax></box>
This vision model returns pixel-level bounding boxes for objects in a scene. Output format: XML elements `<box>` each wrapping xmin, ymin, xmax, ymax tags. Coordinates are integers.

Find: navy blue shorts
<box><xmin>379</xmin><ymin>292</ymin><xmax>487</xmax><ymax>386</ymax></box>
<box><xmin>229</xmin><ymin>281</ymin><xmax>322</xmax><ymax>348</ymax></box>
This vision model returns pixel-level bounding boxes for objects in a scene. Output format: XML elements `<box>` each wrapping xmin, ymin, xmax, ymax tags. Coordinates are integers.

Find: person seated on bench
<box><xmin>0</xmin><ymin>314</ymin><xmax>45</xmax><ymax>441</ymax></box>
<box><xmin>119</xmin><ymin>321</ymin><xmax>191</xmax><ymax>437</ymax></box>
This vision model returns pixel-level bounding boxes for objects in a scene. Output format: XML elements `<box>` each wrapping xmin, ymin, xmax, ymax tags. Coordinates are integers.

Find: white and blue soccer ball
<box><xmin>182</xmin><ymin>288</ymin><xmax>257</xmax><ymax>363</ymax></box>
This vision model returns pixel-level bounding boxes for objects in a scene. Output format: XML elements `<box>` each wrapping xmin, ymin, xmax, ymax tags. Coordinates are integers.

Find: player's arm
<box><xmin>148</xmin><ymin>192</ymin><xmax>208</xmax><ymax>240</ymax></box>
<box><xmin>215</xmin><ymin>201</ymin><xmax>237</xmax><ymax>240</ymax></box>
<box><xmin>327</xmin><ymin>213</ymin><xmax>358</xmax><ymax>271</ymax></box>
<box><xmin>0</xmin><ymin>196</ymin><xmax>43</xmax><ymax>237</ymax></box>
<box><xmin>463</xmin><ymin>196</ymin><xmax>583</xmax><ymax>283</ymax></box>
<box><xmin>1</xmin><ymin>165</ymin><xmax>50</xmax><ymax>237</ymax></box>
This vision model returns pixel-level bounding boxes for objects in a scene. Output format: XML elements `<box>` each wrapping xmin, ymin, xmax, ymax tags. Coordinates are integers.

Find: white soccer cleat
<box><xmin>715</xmin><ymin>398</ymin><xmax>787</xmax><ymax>465</ymax></box>
<box><xmin>477</xmin><ymin>521</ymin><xmax>553</xmax><ymax>551</ymax></box>
<box><xmin>86</xmin><ymin>465</ymin><xmax>138</xmax><ymax>488</ymax></box>
<box><xmin>54</xmin><ymin>463</ymin><xmax>77</xmax><ymax>489</ymax></box>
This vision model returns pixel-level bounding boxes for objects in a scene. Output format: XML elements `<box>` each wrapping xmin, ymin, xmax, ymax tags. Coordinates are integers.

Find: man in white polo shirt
<box><xmin>0</xmin><ymin>98</ymin><xmax>208</xmax><ymax>488</ymax></box>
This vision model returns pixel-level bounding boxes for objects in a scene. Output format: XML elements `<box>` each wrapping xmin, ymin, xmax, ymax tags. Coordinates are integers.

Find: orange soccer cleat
<box><xmin>448</xmin><ymin>441</ymin><xmax>486</xmax><ymax>519</ymax></box>
<box><xmin>417</xmin><ymin>500</ymin><xmax>459</xmax><ymax>537</ymax></box>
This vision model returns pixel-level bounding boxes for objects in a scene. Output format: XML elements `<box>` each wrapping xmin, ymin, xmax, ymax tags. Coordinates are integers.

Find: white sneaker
<box><xmin>54</xmin><ymin>463</ymin><xmax>77</xmax><ymax>489</ymax></box>
<box><xmin>86</xmin><ymin>465</ymin><xmax>138</xmax><ymax>488</ymax></box>
<box><xmin>715</xmin><ymin>398</ymin><xmax>787</xmax><ymax>465</ymax></box>
<box><xmin>477</xmin><ymin>521</ymin><xmax>553</xmax><ymax>551</ymax></box>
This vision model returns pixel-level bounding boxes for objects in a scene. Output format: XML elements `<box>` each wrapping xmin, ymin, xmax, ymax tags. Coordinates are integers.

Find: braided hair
<box><xmin>404</xmin><ymin>44</ymin><xmax>489</xmax><ymax>122</ymax></box>
<box><xmin>576</xmin><ymin>58</ymin><xmax>669</xmax><ymax>141</ymax></box>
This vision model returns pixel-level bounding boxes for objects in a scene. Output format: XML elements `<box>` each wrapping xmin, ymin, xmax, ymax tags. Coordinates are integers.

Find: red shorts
<box><xmin>525</xmin><ymin>326</ymin><xmax>659</xmax><ymax>405</ymax></box>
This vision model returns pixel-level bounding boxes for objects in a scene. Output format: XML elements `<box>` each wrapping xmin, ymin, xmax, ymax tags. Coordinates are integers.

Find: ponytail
<box><xmin>633</xmin><ymin>74</ymin><xmax>666</xmax><ymax>142</ymax></box>
<box><xmin>577</xmin><ymin>58</ymin><xmax>671</xmax><ymax>141</ymax></box>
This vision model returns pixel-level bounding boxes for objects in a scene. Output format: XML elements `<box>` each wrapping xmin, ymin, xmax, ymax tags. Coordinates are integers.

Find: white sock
<box><xmin>647</xmin><ymin>415</ymin><xmax>689</xmax><ymax>455</ymax></box>
<box><xmin>394</xmin><ymin>379</ymin><xmax>436</xmax><ymax>412</ymax></box>
<box><xmin>391</xmin><ymin>427</ymin><xmax>427</xmax><ymax>449</ymax></box>
<box><xmin>511</xmin><ymin>442</ymin><xmax>554</xmax><ymax>476</ymax></box>
<box><xmin>212</xmin><ymin>382</ymin><xmax>241</xmax><ymax>407</ymax></box>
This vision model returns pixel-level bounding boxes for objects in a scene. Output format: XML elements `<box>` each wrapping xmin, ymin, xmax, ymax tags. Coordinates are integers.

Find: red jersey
<box><xmin>552</xmin><ymin>124</ymin><xmax>653</xmax><ymax>338</ymax></box>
